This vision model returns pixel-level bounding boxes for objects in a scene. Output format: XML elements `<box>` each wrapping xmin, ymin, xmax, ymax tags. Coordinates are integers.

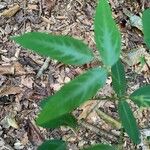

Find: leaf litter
<box><xmin>0</xmin><ymin>0</ymin><xmax>150</xmax><ymax>149</ymax></box>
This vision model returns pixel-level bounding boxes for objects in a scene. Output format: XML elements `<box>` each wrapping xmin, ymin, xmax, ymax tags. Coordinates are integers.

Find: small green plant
<box><xmin>11</xmin><ymin>0</ymin><xmax>150</xmax><ymax>149</ymax></box>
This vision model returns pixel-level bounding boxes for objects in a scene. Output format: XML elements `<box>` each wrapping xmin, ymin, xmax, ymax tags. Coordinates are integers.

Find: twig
<box><xmin>96</xmin><ymin>109</ymin><xmax>121</xmax><ymax>129</ymax></box>
<box><xmin>14</xmin><ymin>0</ymin><xmax>27</xmax><ymax>60</ymax></box>
<box><xmin>93</xmin><ymin>95</ymin><xmax>116</xmax><ymax>101</ymax></box>
<box><xmin>27</xmin><ymin>118</ymin><xmax>45</xmax><ymax>143</ymax></box>
<box><xmin>84</xmin><ymin>96</ymin><xmax>117</xmax><ymax>123</ymax></box>
<box><xmin>22</xmin><ymin>0</ymin><xmax>27</xmax><ymax>34</ymax></box>
<box><xmin>78</xmin><ymin>119</ymin><xmax>119</xmax><ymax>143</ymax></box>
<box><xmin>84</xmin><ymin>100</ymin><xmax>100</xmax><ymax>120</ymax></box>
<box><xmin>14</xmin><ymin>48</ymin><xmax>20</xmax><ymax>59</ymax></box>
<box><xmin>36</xmin><ymin>57</ymin><xmax>51</xmax><ymax>78</ymax></box>
<box><xmin>39</xmin><ymin>0</ymin><xmax>43</xmax><ymax>17</ymax></box>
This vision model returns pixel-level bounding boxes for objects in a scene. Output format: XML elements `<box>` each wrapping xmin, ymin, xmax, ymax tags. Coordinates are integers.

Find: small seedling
<box><xmin>11</xmin><ymin>0</ymin><xmax>150</xmax><ymax>149</ymax></box>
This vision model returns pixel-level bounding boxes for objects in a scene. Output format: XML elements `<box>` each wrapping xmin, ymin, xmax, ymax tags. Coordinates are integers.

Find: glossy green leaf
<box><xmin>50</xmin><ymin>114</ymin><xmax>77</xmax><ymax>129</ymax></box>
<box><xmin>118</xmin><ymin>100</ymin><xmax>141</xmax><ymax>144</ymax></box>
<box><xmin>37</xmin><ymin>68</ymin><xmax>107</xmax><ymax>127</ymax></box>
<box><xmin>83</xmin><ymin>144</ymin><xmax>116</xmax><ymax>150</ymax></box>
<box><xmin>94</xmin><ymin>0</ymin><xmax>121</xmax><ymax>67</ymax></box>
<box><xmin>142</xmin><ymin>9</ymin><xmax>150</xmax><ymax>48</ymax></box>
<box><xmin>11</xmin><ymin>32</ymin><xmax>94</xmax><ymax>65</ymax></box>
<box><xmin>130</xmin><ymin>85</ymin><xmax>150</xmax><ymax>107</ymax></box>
<box><xmin>37</xmin><ymin>140</ymin><xmax>67</xmax><ymax>150</ymax></box>
<box><xmin>111</xmin><ymin>59</ymin><xmax>126</xmax><ymax>97</ymax></box>
<box><xmin>39</xmin><ymin>97</ymin><xmax>78</xmax><ymax>128</ymax></box>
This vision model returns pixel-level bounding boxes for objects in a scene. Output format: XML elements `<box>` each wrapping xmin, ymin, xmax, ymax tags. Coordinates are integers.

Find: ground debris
<box><xmin>0</xmin><ymin>4</ymin><xmax>20</xmax><ymax>17</ymax></box>
<box><xmin>0</xmin><ymin>0</ymin><xmax>150</xmax><ymax>149</ymax></box>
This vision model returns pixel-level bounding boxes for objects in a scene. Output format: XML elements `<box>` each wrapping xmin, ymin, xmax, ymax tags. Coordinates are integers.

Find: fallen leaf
<box><xmin>44</xmin><ymin>0</ymin><xmax>56</xmax><ymax>10</ymax></box>
<box><xmin>123</xmin><ymin>8</ymin><xmax>142</xmax><ymax>31</ymax></box>
<box><xmin>130</xmin><ymin>14</ymin><xmax>142</xmax><ymax>31</ymax></box>
<box><xmin>0</xmin><ymin>65</ymin><xmax>14</xmax><ymax>75</ymax></box>
<box><xmin>27</xmin><ymin>4</ymin><xmax>38</xmax><ymax>11</ymax></box>
<box><xmin>0</xmin><ymin>86</ymin><xmax>22</xmax><ymax>96</ymax></box>
<box><xmin>13</xmin><ymin>62</ymin><xmax>26</xmax><ymax>75</ymax></box>
<box><xmin>0</xmin><ymin>4</ymin><xmax>20</xmax><ymax>17</ymax></box>
<box><xmin>21</xmin><ymin>133</ymin><xmax>29</xmax><ymax>145</ymax></box>
<box><xmin>78</xmin><ymin>100</ymin><xmax>98</xmax><ymax>120</ymax></box>
<box><xmin>0</xmin><ymin>137</ymin><xmax>14</xmax><ymax>150</ymax></box>
<box><xmin>20</xmin><ymin>76</ymin><xmax>34</xmax><ymax>89</ymax></box>
<box><xmin>0</xmin><ymin>75</ymin><xmax>6</xmax><ymax>86</ymax></box>
<box><xmin>26</xmin><ymin>118</ymin><xmax>44</xmax><ymax>146</ymax></box>
<box><xmin>0</xmin><ymin>62</ymin><xmax>27</xmax><ymax>75</ymax></box>
<box><xmin>7</xmin><ymin>116</ymin><xmax>19</xmax><ymax>129</ymax></box>
<box><xmin>123</xmin><ymin>47</ymin><xmax>150</xmax><ymax>74</ymax></box>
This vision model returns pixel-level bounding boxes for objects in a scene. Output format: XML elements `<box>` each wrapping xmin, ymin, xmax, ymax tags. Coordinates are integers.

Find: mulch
<box><xmin>0</xmin><ymin>0</ymin><xmax>150</xmax><ymax>149</ymax></box>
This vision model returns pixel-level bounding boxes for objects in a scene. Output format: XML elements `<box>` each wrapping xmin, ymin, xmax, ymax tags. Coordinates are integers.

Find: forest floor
<box><xmin>0</xmin><ymin>0</ymin><xmax>150</xmax><ymax>149</ymax></box>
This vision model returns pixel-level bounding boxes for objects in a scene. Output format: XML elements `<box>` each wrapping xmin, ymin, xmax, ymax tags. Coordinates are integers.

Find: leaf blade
<box><xmin>111</xmin><ymin>59</ymin><xmax>126</xmax><ymax>97</ymax></box>
<box><xmin>130</xmin><ymin>85</ymin><xmax>150</xmax><ymax>107</ymax></box>
<box><xmin>11</xmin><ymin>32</ymin><xmax>94</xmax><ymax>65</ymax></box>
<box><xmin>39</xmin><ymin>97</ymin><xmax>78</xmax><ymax>128</ymax></box>
<box><xmin>40</xmin><ymin>113</ymin><xmax>77</xmax><ymax>128</ymax></box>
<box><xmin>94</xmin><ymin>0</ymin><xmax>121</xmax><ymax>67</ymax></box>
<box><xmin>142</xmin><ymin>9</ymin><xmax>150</xmax><ymax>48</ymax></box>
<box><xmin>37</xmin><ymin>68</ymin><xmax>107</xmax><ymax>127</ymax></box>
<box><xmin>118</xmin><ymin>100</ymin><xmax>141</xmax><ymax>144</ymax></box>
<box><xmin>37</xmin><ymin>140</ymin><xmax>67</xmax><ymax>150</ymax></box>
<box><xmin>83</xmin><ymin>144</ymin><xmax>116</xmax><ymax>150</ymax></box>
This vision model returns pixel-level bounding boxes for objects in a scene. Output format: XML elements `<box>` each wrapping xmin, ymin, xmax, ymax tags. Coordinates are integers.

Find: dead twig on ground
<box><xmin>36</xmin><ymin>57</ymin><xmax>51</xmax><ymax>78</ymax></box>
<box><xmin>78</xmin><ymin>119</ymin><xmax>119</xmax><ymax>143</ymax></box>
<box><xmin>96</xmin><ymin>109</ymin><xmax>121</xmax><ymax>129</ymax></box>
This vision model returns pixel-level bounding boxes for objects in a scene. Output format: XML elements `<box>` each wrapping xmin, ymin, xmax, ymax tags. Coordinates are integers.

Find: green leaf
<box><xmin>83</xmin><ymin>144</ymin><xmax>116</xmax><ymax>150</ymax></box>
<box><xmin>40</xmin><ymin>97</ymin><xmax>77</xmax><ymax>128</ymax></box>
<box><xmin>39</xmin><ymin>97</ymin><xmax>78</xmax><ymax>128</ymax></box>
<box><xmin>111</xmin><ymin>59</ymin><xmax>126</xmax><ymax>97</ymax></box>
<box><xmin>11</xmin><ymin>32</ymin><xmax>94</xmax><ymax>65</ymax></box>
<box><xmin>40</xmin><ymin>112</ymin><xmax>77</xmax><ymax>128</ymax></box>
<box><xmin>118</xmin><ymin>100</ymin><xmax>141</xmax><ymax>144</ymax></box>
<box><xmin>37</xmin><ymin>140</ymin><xmax>67</xmax><ymax>150</ymax></box>
<box><xmin>142</xmin><ymin>9</ymin><xmax>150</xmax><ymax>48</ymax></box>
<box><xmin>94</xmin><ymin>0</ymin><xmax>121</xmax><ymax>67</ymax></box>
<box><xmin>37</xmin><ymin>68</ymin><xmax>107</xmax><ymax>127</ymax></box>
<box><xmin>130</xmin><ymin>85</ymin><xmax>150</xmax><ymax>107</ymax></box>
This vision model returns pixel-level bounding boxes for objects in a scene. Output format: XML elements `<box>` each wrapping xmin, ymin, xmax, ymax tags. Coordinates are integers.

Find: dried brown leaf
<box><xmin>13</xmin><ymin>62</ymin><xmax>26</xmax><ymax>75</ymax></box>
<box><xmin>7</xmin><ymin>116</ymin><xmax>19</xmax><ymax>129</ymax></box>
<box><xmin>78</xmin><ymin>100</ymin><xmax>98</xmax><ymax>120</ymax></box>
<box><xmin>44</xmin><ymin>0</ymin><xmax>56</xmax><ymax>10</ymax></box>
<box><xmin>0</xmin><ymin>4</ymin><xmax>20</xmax><ymax>17</ymax></box>
<box><xmin>27</xmin><ymin>4</ymin><xmax>38</xmax><ymax>11</ymax></box>
<box><xmin>20</xmin><ymin>76</ymin><xmax>34</xmax><ymax>89</ymax></box>
<box><xmin>26</xmin><ymin>118</ymin><xmax>44</xmax><ymax>146</ymax></box>
<box><xmin>0</xmin><ymin>65</ymin><xmax>14</xmax><ymax>75</ymax></box>
<box><xmin>0</xmin><ymin>86</ymin><xmax>22</xmax><ymax>96</ymax></box>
